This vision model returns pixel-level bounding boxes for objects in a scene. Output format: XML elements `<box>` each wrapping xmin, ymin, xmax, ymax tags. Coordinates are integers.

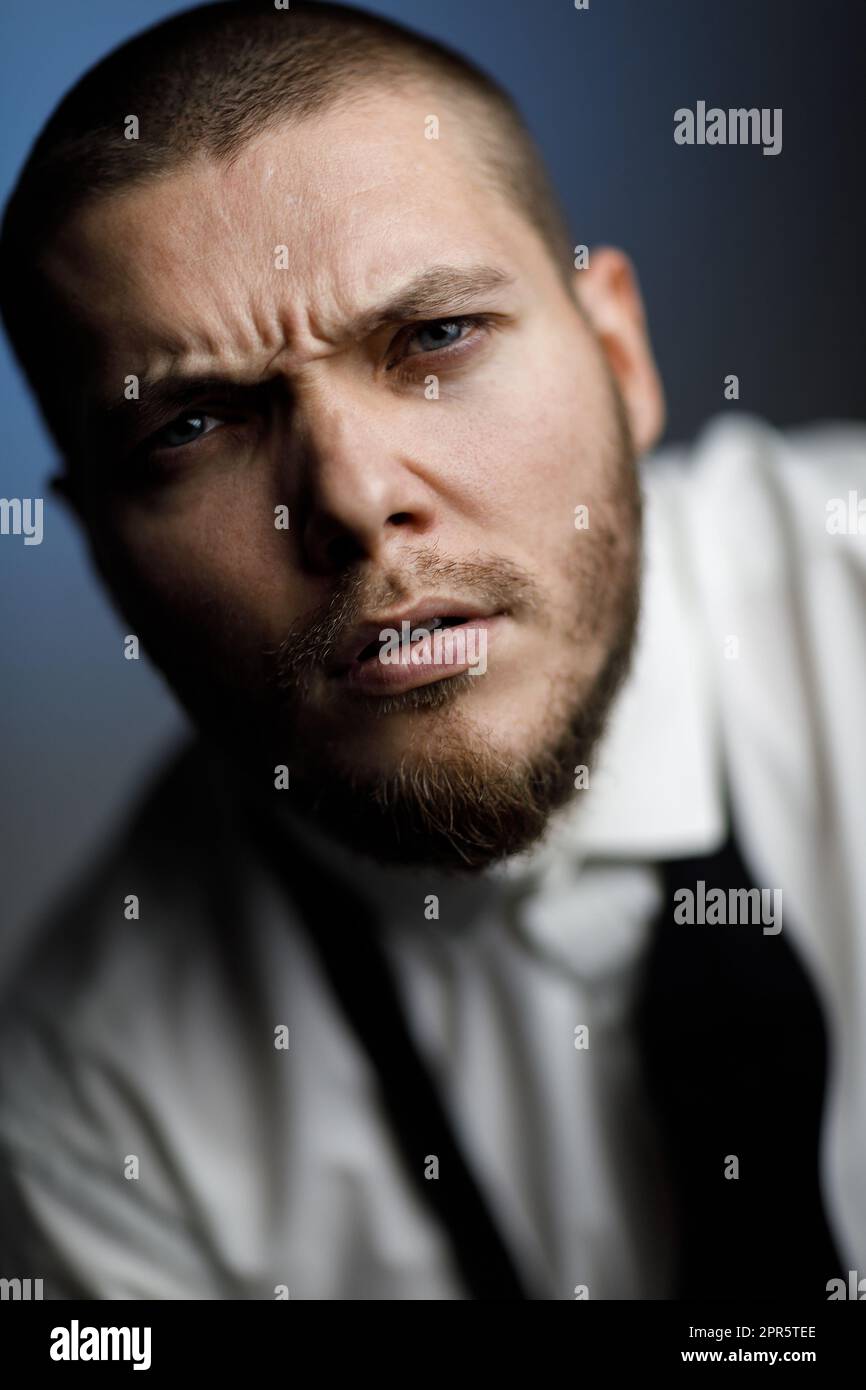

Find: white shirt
<box><xmin>0</xmin><ymin>412</ymin><xmax>864</xmax><ymax>1300</ymax></box>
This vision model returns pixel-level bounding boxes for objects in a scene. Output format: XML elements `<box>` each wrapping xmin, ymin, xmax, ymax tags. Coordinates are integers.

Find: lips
<box><xmin>332</xmin><ymin>610</ymin><xmax>502</xmax><ymax>697</ymax></box>
<box><xmin>329</xmin><ymin>600</ymin><xmax>498</xmax><ymax>674</ymax></box>
<box><xmin>354</xmin><ymin>614</ymin><xmax>468</xmax><ymax>664</ymax></box>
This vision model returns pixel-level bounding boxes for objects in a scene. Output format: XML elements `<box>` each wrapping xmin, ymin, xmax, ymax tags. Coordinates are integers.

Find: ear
<box><xmin>573</xmin><ymin>246</ymin><xmax>666</xmax><ymax>455</ymax></box>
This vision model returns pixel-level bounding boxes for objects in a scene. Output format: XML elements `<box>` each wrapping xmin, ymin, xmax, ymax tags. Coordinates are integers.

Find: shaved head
<box><xmin>1</xmin><ymin>0</ymin><xmax>573</xmax><ymax>459</ymax></box>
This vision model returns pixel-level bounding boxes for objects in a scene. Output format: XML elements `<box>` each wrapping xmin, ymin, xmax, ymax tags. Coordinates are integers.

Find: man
<box><xmin>0</xmin><ymin>0</ymin><xmax>863</xmax><ymax>1300</ymax></box>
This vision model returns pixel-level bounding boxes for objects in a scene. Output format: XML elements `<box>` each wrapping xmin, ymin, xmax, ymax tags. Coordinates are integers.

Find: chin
<box><xmin>281</xmin><ymin>703</ymin><xmax>582</xmax><ymax>874</ymax></box>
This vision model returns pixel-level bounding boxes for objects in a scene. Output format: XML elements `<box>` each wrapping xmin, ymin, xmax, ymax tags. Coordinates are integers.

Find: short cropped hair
<box><xmin>0</xmin><ymin>0</ymin><xmax>573</xmax><ymax>462</ymax></box>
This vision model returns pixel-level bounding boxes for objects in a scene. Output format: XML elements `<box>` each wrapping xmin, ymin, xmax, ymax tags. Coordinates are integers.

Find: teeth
<box><xmin>428</xmin><ymin>615</ymin><xmax>463</xmax><ymax>630</ymax></box>
<box><xmin>353</xmin><ymin>615</ymin><xmax>472</xmax><ymax>664</ymax></box>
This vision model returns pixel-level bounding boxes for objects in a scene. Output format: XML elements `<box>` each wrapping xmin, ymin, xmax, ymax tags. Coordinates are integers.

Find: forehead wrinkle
<box><xmin>113</xmin><ymin>256</ymin><xmax>517</xmax><ymax>391</ymax></box>
<box><xmin>119</xmin><ymin>284</ymin><xmax>337</xmax><ymax>387</ymax></box>
<box><xmin>54</xmin><ymin>90</ymin><xmax>529</xmax><ymax>392</ymax></box>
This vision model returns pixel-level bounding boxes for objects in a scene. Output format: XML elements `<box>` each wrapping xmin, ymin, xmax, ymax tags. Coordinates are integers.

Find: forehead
<box><xmin>43</xmin><ymin>89</ymin><xmax>534</xmax><ymax>376</ymax></box>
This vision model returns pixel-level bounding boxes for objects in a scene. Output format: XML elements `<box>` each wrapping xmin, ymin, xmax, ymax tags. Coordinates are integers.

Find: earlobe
<box><xmin>573</xmin><ymin>246</ymin><xmax>666</xmax><ymax>455</ymax></box>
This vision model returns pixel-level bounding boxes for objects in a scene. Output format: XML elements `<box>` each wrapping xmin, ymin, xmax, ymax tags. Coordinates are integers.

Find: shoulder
<box><xmin>642</xmin><ymin>417</ymin><xmax>866</xmax><ymax>981</ymax></box>
<box><xmin>0</xmin><ymin>740</ymin><xmax>233</xmax><ymax>1037</ymax></box>
<box><xmin>0</xmin><ymin>740</ymin><xmax>274</xmax><ymax>1296</ymax></box>
<box><xmin>639</xmin><ymin>412</ymin><xmax>866</xmax><ymax>740</ymax></box>
<box><xmin>643</xmin><ymin>412</ymin><xmax>866</xmax><ymax>588</ymax></box>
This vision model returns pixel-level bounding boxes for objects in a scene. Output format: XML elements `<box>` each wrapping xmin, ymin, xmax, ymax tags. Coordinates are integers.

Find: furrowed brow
<box><xmin>83</xmin><ymin>265</ymin><xmax>514</xmax><ymax>449</ymax></box>
<box><xmin>353</xmin><ymin>264</ymin><xmax>515</xmax><ymax>335</ymax></box>
<box><xmin>85</xmin><ymin>376</ymin><xmax>264</xmax><ymax>452</ymax></box>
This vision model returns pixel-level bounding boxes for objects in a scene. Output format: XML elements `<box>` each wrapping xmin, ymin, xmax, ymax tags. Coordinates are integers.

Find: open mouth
<box><xmin>354</xmin><ymin>614</ymin><xmax>470</xmax><ymax>664</ymax></box>
<box><xmin>328</xmin><ymin>607</ymin><xmax>503</xmax><ymax>697</ymax></box>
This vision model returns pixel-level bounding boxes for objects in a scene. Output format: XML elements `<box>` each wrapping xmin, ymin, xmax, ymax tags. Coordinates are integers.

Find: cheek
<box><xmin>92</xmin><ymin>484</ymin><xmax>300</xmax><ymax>661</ymax></box>
<box><xmin>425</xmin><ymin>331</ymin><xmax>615</xmax><ymax>551</ymax></box>
<box><xmin>455</xmin><ymin>339</ymin><xmax>636</xmax><ymax>652</ymax></box>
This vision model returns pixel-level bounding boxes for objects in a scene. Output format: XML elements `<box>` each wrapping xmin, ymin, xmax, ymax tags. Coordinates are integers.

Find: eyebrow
<box><xmin>85</xmin><ymin>377</ymin><xmax>267</xmax><ymax>454</ymax></box>
<box><xmin>84</xmin><ymin>262</ymin><xmax>516</xmax><ymax>449</ymax></box>
<box><xmin>351</xmin><ymin>263</ymin><xmax>515</xmax><ymax>336</ymax></box>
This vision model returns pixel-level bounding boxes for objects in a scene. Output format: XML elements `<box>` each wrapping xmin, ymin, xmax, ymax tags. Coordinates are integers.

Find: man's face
<box><xmin>46</xmin><ymin>87</ymin><xmax>664</xmax><ymax>869</ymax></box>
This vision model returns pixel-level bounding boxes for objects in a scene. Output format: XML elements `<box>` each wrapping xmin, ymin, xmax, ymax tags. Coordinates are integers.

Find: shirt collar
<box><xmin>550</xmin><ymin>455</ymin><xmax>727</xmax><ymax>862</ymax></box>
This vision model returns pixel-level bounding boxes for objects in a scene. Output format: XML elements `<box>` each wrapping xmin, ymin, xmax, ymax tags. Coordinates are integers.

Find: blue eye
<box><xmin>156</xmin><ymin>414</ymin><xmax>217</xmax><ymax>449</ymax></box>
<box><xmin>408</xmin><ymin>320</ymin><xmax>468</xmax><ymax>354</ymax></box>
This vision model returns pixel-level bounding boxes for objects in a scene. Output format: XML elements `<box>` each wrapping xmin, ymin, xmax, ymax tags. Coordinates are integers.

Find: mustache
<box><xmin>269</xmin><ymin>549</ymin><xmax>543</xmax><ymax>690</ymax></box>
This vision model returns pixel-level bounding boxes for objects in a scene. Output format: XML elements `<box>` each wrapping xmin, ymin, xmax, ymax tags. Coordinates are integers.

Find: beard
<box><xmin>103</xmin><ymin>371</ymin><xmax>642</xmax><ymax>875</ymax></box>
<box><xmin>272</xmin><ymin>630</ymin><xmax>638</xmax><ymax>873</ymax></box>
<box><xmin>259</xmin><ymin>388</ymin><xmax>643</xmax><ymax>875</ymax></box>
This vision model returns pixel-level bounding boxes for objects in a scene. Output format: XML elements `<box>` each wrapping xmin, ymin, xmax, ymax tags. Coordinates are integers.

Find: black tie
<box><xmin>249</xmin><ymin>796</ymin><xmax>843</xmax><ymax>1300</ymax></box>
<box><xmin>249</xmin><ymin>801</ymin><xmax>536</xmax><ymax>1299</ymax></box>
<box><xmin>635</xmin><ymin>830</ymin><xmax>843</xmax><ymax>1298</ymax></box>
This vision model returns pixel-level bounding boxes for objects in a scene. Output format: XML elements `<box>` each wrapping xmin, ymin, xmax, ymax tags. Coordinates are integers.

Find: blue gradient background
<box><xmin>1</xmin><ymin>0</ymin><xmax>864</xmax><ymax>948</ymax></box>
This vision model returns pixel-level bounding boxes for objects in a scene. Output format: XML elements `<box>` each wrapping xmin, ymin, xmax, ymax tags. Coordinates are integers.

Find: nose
<box><xmin>293</xmin><ymin>389</ymin><xmax>438</xmax><ymax>575</ymax></box>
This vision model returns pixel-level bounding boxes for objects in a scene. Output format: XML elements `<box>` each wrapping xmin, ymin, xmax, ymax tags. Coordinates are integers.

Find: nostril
<box><xmin>387</xmin><ymin>512</ymin><xmax>413</xmax><ymax>527</ymax></box>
